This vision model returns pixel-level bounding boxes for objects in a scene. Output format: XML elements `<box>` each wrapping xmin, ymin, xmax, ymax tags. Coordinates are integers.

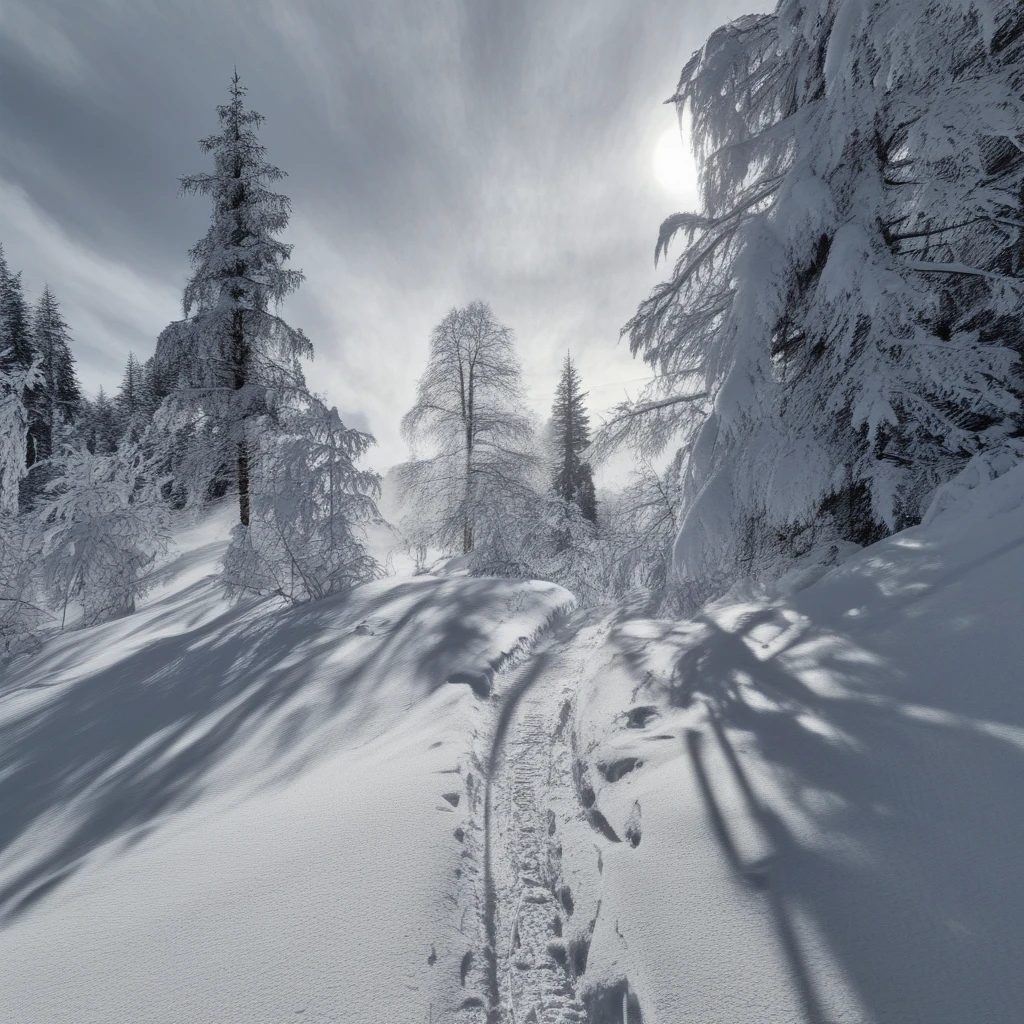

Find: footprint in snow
<box><xmin>624</xmin><ymin>705</ymin><xmax>659</xmax><ymax>729</ymax></box>
<box><xmin>598</xmin><ymin>757</ymin><xmax>643</xmax><ymax>783</ymax></box>
<box><xmin>625</xmin><ymin>800</ymin><xmax>642</xmax><ymax>848</ymax></box>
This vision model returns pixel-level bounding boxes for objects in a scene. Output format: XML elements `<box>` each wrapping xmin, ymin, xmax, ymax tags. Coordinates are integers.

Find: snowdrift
<box><xmin>2</xmin><ymin>461</ymin><xmax>1023</xmax><ymax>1024</ymax></box>
<box><xmin>566</xmin><ymin>464</ymin><xmax>1024</xmax><ymax>1023</ymax></box>
<box><xmin>0</xmin><ymin>506</ymin><xmax>571</xmax><ymax>1024</ymax></box>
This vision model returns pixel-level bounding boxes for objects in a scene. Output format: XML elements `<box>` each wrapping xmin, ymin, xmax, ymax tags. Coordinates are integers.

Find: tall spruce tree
<box><xmin>142</xmin><ymin>355</ymin><xmax>171</xmax><ymax>416</ymax></box>
<box><xmin>159</xmin><ymin>71</ymin><xmax>312</xmax><ymax>525</ymax></box>
<box><xmin>83</xmin><ymin>388</ymin><xmax>120</xmax><ymax>455</ymax></box>
<box><xmin>0</xmin><ymin>246</ymin><xmax>35</xmax><ymax>375</ymax></box>
<box><xmin>30</xmin><ymin>286</ymin><xmax>81</xmax><ymax>462</ymax></box>
<box><xmin>550</xmin><ymin>353</ymin><xmax>596</xmax><ymax>523</ymax></box>
<box><xmin>115</xmin><ymin>352</ymin><xmax>149</xmax><ymax>442</ymax></box>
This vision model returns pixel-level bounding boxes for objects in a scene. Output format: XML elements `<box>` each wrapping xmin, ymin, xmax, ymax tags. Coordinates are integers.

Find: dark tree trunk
<box><xmin>230</xmin><ymin>303</ymin><xmax>250</xmax><ymax>527</ymax></box>
<box><xmin>237</xmin><ymin>445</ymin><xmax>251</xmax><ymax>526</ymax></box>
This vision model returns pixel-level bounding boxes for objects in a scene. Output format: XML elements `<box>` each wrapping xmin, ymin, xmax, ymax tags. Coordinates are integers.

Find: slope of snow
<box><xmin>3</xmin><ymin>464</ymin><xmax>1022</xmax><ymax>1024</ymax></box>
<box><xmin>563</xmin><ymin>465</ymin><xmax>1024</xmax><ymax>1023</ymax></box>
<box><xmin>0</xmin><ymin>504</ymin><xmax>572</xmax><ymax>1024</ymax></box>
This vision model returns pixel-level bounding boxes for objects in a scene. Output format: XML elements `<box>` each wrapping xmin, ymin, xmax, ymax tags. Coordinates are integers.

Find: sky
<box><xmin>0</xmin><ymin>0</ymin><xmax>766</xmax><ymax>471</ymax></box>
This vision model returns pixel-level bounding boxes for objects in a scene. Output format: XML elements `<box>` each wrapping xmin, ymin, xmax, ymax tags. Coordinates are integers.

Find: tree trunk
<box><xmin>237</xmin><ymin>444</ymin><xmax>251</xmax><ymax>526</ymax></box>
<box><xmin>463</xmin><ymin>370</ymin><xmax>474</xmax><ymax>554</ymax></box>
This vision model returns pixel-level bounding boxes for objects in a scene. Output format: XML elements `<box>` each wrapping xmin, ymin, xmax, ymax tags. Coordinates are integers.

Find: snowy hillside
<box><xmin>0</xmin><ymin>504</ymin><xmax>573</xmax><ymax>1024</ymax></box>
<box><xmin>3</xmin><ymin>468</ymin><xmax>1024</xmax><ymax>1023</ymax></box>
<box><xmin>554</xmin><ymin>465</ymin><xmax>1024</xmax><ymax>1023</ymax></box>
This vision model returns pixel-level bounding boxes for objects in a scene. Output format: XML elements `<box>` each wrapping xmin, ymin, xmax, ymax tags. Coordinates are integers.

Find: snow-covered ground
<box><xmin>2</xmin><ymin>468</ymin><xmax>1024</xmax><ymax>1023</ymax></box>
<box><xmin>558</xmin><ymin>466</ymin><xmax>1024</xmax><ymax>1023</ymax></box>
<box><xmin>0</xmin><ymin>504</ymin><xmax>572</xmax><ymax>1024</ymax></box>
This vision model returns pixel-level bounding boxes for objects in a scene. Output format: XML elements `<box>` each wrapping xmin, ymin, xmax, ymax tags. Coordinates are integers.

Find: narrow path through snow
<box><xmin>478</xmin><ymin>614</ymin><xmax>628</xmax><ymax>1024</ymax></box>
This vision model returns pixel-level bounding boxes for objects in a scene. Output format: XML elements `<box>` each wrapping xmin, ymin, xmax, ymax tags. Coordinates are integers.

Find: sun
<box><xmin>653</xmin><ymin>119</ymin><xmax>699</xmax><ymax>198</ymax></box>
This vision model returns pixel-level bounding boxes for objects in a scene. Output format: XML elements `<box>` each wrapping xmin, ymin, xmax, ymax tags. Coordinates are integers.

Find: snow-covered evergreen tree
<box><xmin>0</xmin><ymin>329</ymin><xmax>42</xmax><ymax>650</ymax></box>
<box><xmin>115</xmin><ymin>351</ymin><xmax>151</xmax><ymax>443</ymax></box>
<box><xmin>549</xmin><ymin>353</ymin><xmax>597</xmax><ymax>523</ymax></box>
<box><xmin>142</xmin><ymin>354</ymin><xmax>172</xmax><ymax>416</ymax></box>
<box><xmin>599</xmin><ymin>454</ymin><xmax>684</xmax><ymax>603</ymax></box>
<box><xmin>399</xmin><ymin>301</ymin><xmax>536</xmax><ymax>557</ymax></box>
<box><xmin>79</xmin><ymin>388</ymin><xmax>121</xmax><ymax>455</ymax></box>
<box><xmin>156</xmin><ymin>72</ymin><xmax>311</xmax><ymax>525</ymax></box>
<box><xmin>221</xmin><ymin>399</ymin><xmax>382</xmax><ymax>603</ymax></box>
<box><xmin>30</xmin><ymin>285</ymin><xmax>82</xmax><ymax>462</ymax></box>
<box><xmin>0</xmin><ymin>357</ymin><xmax>42</xmax><ymax>515</ymax></box>
<box><xmin>620</xmin><ymin>0</ymin><xmax>1024</xmax><ymax>603</ymax></box>
<box><xmin>0</xmin><ymin>513</ymin><xmax>44</xmax><ymax>653</ymax></box>
<box><xmin>39</xmin><ymin>445</ymin><xmax>169</xmax><ymax>627</ymax></box>
<box><xmin>0</xmin><ymin>245</ymin><xmax>34</xmax><ymax>375</ymax></box>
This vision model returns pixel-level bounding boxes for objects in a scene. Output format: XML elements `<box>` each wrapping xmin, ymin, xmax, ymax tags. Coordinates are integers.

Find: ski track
<box><xmin>483</xmin><ymin>617</ymin><xmax>593</xmax><ymax>1024</ymax></box>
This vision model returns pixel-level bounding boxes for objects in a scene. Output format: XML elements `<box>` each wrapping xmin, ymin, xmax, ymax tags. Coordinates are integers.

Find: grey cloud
<box><xmin>1</xmin><ymin>0</ymin><xmax>770</xmax><ymax>468</ymax></box>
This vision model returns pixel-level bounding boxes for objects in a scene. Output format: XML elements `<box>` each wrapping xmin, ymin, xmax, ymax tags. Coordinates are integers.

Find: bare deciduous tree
<box><xmin>399</xmin><ymin>301</ymin><xmax>535</xmax><ymax>556</ymax></box>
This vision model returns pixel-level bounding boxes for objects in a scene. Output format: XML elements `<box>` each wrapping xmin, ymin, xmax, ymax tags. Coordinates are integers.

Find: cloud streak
<box><xmin>0</xmin><ymin>0</ymin><xmax>769</xmax><ymax>468</ymax></box>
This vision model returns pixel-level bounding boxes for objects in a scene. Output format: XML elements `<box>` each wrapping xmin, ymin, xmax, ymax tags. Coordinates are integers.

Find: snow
<box><xmin>563</xmin><ymin>463</ymin><xmax>1024</xmax><ymax>1022</ymax></box>
<box><xmin>0</xmin><ymin>501</ymin><xmax>571</xmax><ymax>1024</ymax></box>
<box><xmin>3</xmin><ymin>465</ymin><xmax>1024</xmax><ymax>1023</ymax></box>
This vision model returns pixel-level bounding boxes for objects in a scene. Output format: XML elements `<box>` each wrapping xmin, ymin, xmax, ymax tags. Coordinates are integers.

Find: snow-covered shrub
<box><xmin>448</xmin><ymin>484</ymin><xmax>608</xmax><ymax>605</ymax></box>
<box><xmin>522</xmin><ymin>496</ymin><xmax>605</xmax><ymax>605</ymax></box>
<box><xmin>601</xmin><ymin>459</ymin><xmax>679</xmax><ymax>590</ymax></box>
<box><xmin>39</xmin><ymin>445</ymin><xmax>170</xmax><ymax>627</ymax></box>
<box><xmin>923</xmin><ymin>442</ymin><xmax>1024</xmax><ymax>525</ymax></box>
<box><xmin>221</xmin><ymin>401</ymin><xmax>383</xmax><ymax>604</ymax></box>
<box><xmin>0</xmin><ymin>515</ymin><xmax>46</xmax><ymax>653</ymax></box>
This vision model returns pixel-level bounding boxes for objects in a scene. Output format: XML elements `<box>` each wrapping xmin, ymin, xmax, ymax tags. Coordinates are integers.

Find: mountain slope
<box><xmin>559</xmin><ymin>464</ymin><xmax>1024</xmax><ymax>1023</ymax></box>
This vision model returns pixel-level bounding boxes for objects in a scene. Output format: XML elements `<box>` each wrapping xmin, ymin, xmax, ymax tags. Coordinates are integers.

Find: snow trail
<box><xmin>481</xmin><ymin>615</ymin><xmax>598</xmax><ymax>1024</ymax></box>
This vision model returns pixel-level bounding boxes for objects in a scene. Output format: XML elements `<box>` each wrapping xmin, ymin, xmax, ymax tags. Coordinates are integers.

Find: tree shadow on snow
<box><xmin>608</xmin><ymin>538</ymin><xmax>1024</xmax><ymax>1024</ymax></box>
<box><xmin>0</xmin><ymin>574</ymin><xmax>538</xmax><ymax>927</ymax></box>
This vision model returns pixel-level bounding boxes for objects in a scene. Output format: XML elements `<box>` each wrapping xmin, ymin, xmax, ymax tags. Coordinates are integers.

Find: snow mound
<box><xmin>0</xmin><ymin>505</ymin><xmax>572</xmax><ymax>1024</ymax></box>
<box><xmin>566</xmin><ymin>464</ymin><xmax>1024</xmax><ymax>1023</ymax></box>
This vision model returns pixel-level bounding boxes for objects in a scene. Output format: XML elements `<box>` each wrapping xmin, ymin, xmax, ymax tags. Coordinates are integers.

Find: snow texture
<box><xmin>2</xmin><ymin>461</ymin><xmax>1024</xmax><ymax>1023</ymax></box>
<box><xmin>0</xmin><ymin>502</ymin><xmax>570</xmax><ymax>1024</ymax></box>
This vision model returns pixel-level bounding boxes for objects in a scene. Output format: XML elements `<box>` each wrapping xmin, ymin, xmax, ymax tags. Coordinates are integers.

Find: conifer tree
<box><xmin>0</xmin><ymin>245</ymin><xmax>34</xmax><ymax>374</ymax></box>
<box><xmin>84</xmin><ymin>388</ymin><xmax>120</xmax><ymax>455</ymax></box>
<box><xmin>30</xmin><ymin>286</ymin><xmax>81</xmax><ymax>461</ymax></box>
<box><xmin>620</xmin><ymin>0</ymin><xmax>1024</xmax><ymax>602</ymax></box>
<box><xmin>141</xmin><ymin>355</ymin><xmax>171</xmax><ymax>416</ymax></box>
<box><xmin>158</xmin><ymin>72</ymin><xmax>312</xmax><ymax>526</ymax></box>
<box><xmin>115</xmin><ymin>352</ymin><xmax>150</xmax><ymax>442</ymax></box>
<box><xmin>550</xmin><ymin>353</ymin><xmax>596</xmax><ymax>523</ymax></box>
<box><xmin>0</xmin><ymin>359</ymin><xmax>41</xmax><ymax>515</ymax></box>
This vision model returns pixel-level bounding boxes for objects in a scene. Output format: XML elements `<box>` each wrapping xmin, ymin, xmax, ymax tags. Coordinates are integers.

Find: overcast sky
<box><xmin>0</xmin><ymin>0</ymin><xmax>765</xmax><ymax>471</ymax></box>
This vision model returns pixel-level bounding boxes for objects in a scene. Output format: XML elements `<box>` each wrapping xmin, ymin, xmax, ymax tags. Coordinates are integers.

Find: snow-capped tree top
<box><xmin>402</xmin><ymin>301</ymin><xmax>531</xmax><ymax>458</ymax></box>
<box><xmin>180</xmin><ymin>71</ymin><xmax>304</xmax><ymax>320</ymax></box>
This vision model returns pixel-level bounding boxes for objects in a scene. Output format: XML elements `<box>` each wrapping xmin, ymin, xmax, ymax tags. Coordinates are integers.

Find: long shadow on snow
<box><xmin>610</xmin><ymin>538</ymin><xmax>1024</xmax><ymax>1024</ymax></box>
<box><xmin>0</xmin><ymin>575</ymin><xmax>539</xmax><ymax>926</ymax></box>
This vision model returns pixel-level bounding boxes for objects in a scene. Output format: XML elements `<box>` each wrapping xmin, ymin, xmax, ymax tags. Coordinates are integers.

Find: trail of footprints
<box><xmin>439</xmin><ymin>678</ymin><xmax>652</xmax><ymax>1022</ymax></box>
<box><xmin>494</xmin><ymin>693</ymin><xmax>648</xmax><ymax>1023</ymax></box>
<box><xmin>497</xmin><ymin>706</ymin><xmax>590</xmax><ymax>1023</ymax></box>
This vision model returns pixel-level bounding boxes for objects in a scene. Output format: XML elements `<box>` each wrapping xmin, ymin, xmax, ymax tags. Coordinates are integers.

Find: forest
<box><xmin>3</xmin><ymin>0</ymin><xmax>1024</xmax><ymax>651</ymax></box>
